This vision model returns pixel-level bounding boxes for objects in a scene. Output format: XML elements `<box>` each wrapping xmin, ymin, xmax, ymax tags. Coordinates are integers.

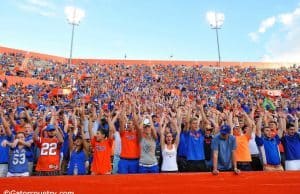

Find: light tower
<box><xmin>65</xmin><ymin>6</ymin><xmax>85</xmax><ymax>65</ymax></box>
<box><xmin>208</xmin><ymin>12</ymin><xmax>224</xmax><ymax>66</ymax></box>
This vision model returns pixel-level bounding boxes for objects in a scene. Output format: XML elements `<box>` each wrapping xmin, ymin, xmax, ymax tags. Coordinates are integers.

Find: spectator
<box><xmin>117</xmin><ymin>104</ymin><xmax>140</xmax><ymax>174</ymax></box>
<box><xmin>211</xmin><ymin>124</ymin><xmax>240</xmax><ymax>175</ymax></box>
<box><xmin>138</xmin><ymin>115</ymin><xmax>159</xmax><ymax>173</ymax></box>
<box><xmin>281</xmin><ymin>119</ymin><xmax>300</xmax><ymax>170</ymax></box>
<box><xmin>0</xmin><ymin>110</ymin><xmax>13</xmax><ymax>177</ymax></box>
<box><xmin>184</xmin><ymin>107</ymin><xmax>207</xmax><ymax>172</ymax></box>
<box><xmin>255</xmin><ymin>112</ymin><xmax>284</xmax><ymax>171</ymax></box>
<box><xmin>33</xmin><ymin>123</ymin><xmax>64</xmax><ymax>176</ymax></box>
<box><xmin>160</xmin><ymin>113</ymin><xmax>181</xmax><ymax>172</ymax></box>
<box><xmin>2</xmin><ymin>131</ymin><xmax>30</xmax><ymax>177</ymax></box>
<box><xmin>88</xmin><ymin>112</ymin><xmax>115</xmax><ymax>175</ymax></box>
<box><xmin>232</xmin><ymin>111</ymin><xmax>255</xmax><ymax>171</ymax></box>
<box><xmin>67</xmin><ymin>126</ymin><xmax>89</xmax><ymax>175</ymax></box>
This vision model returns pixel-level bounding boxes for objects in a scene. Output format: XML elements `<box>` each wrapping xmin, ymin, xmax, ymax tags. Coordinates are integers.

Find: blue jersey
<box><xmin>281</xmin><ymin>133</ymin><xmax>300</xmax><ymax>161</ymax></box>
<box><xmin>256</xmin><ymin>135</ymin><xmax>281</xmax><ymax>165</ymax></box>
<box><xmin>25</xmin><ymin>134</ymin><xmax>34</xmax><ymax>162</ymax></box>
<box><xmin>8</xmin><ymin>147</ymin><xmax>29</xmax><ymax>173</ymax></box>
<box><xmin>0</xmin><ymin>135</ymin><xmax>13</xmax><ymax>163</ymax></box>
<box><xmin>177</xmin><ymin>131</ymin><xmax>188</xmax><ymax>157</ymax></box>
<box><xmin>67</xmin><ymin>149</ymin><xmax>87</xmax><ymax>175</ymax></box>
<box><xmin>61</xmin><ymin>129</ymin><xmax>70</xmax><ymax>160</ymax></box>
<box><xmin>186</xmin><ymin>129</ymin><xmax>205</xmax><ymax>160</ymax></box>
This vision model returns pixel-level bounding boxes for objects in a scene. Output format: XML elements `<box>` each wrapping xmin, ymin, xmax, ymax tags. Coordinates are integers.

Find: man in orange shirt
<box><xmin>233</xmin><ymin>125</ymin><xmax>253</xmax><ymax>171</ymax></box>
<box><xmin>34</xmin><ymin>124</ymin><xmax>64</xmax><ymax>176</ymax></box>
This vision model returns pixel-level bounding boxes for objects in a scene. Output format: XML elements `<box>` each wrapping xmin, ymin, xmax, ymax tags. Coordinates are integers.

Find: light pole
<box><xmin>69</xmin><ymin>21</ymin><xmax>78</xmax><ymax>65</ymax></box>
<box><xmin>209</xmin><ymin>12</ymin><xmax>224</xmax><ymax>66</ymax></box>
<box><xmin>66</xmin><ymin>6</ymin><xmax>84</xmax><ymax>66</ymax></box>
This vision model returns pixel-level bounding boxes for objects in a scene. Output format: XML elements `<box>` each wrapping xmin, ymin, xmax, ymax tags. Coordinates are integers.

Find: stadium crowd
<box><xmin>0</xmin><ymin>52</ymin><xmax>299</xmax><ymax>177</ymax></box>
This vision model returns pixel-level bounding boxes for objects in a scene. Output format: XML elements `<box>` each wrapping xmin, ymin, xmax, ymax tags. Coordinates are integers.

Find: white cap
<box><xmin>143</xmin><ymin>118</ymin><xmax>151</xmax><ymax>126</ymax></box>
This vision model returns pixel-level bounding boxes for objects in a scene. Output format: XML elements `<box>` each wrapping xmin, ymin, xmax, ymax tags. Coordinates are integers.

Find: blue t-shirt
<box><xmin>0</xmin><ymin>135</ymin><xmax>13</xmax><ymax>163</ymax></box>
<box><xmin>8</xmin><ymin>147</ymin><xmax>29</xmax><ymax>173</ymax></box>
<box><xmin>211</xmin><ymin>134</ymin><xmax>236</xmax><ymax>170</ymax></box>
<box><xmin>281</xmin><ymin>133</ymin><xmax>300</xmax><ymax>161</ymax></box>
<box><xmin>255</xmin><ymin>135</ymin><xmax>281</xmax><ymax>165</ymax></box>
<box><xmin>177</xmin><ymin>131</ymin><xmax>187</xmax><ymax>157</ymax></box>
<box><xmin>67</xmin><ymin>150</ymin><xmax>87</xmax><ymax>175</ymax></box>
<box><xmin>186</xmin><ymin>129</ymin><xmax>205</xmax><ymax>160</ymax></box>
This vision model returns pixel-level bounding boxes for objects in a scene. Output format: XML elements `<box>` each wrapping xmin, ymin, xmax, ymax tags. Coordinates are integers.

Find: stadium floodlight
<box><xmin>207</xmin><ymin>11</ymin><xmax>224</xmax><ymax>66</ymax></box>
<box><xmin>65</xmin><ymin>6</ymin><xmax>85</xmax><ymax>66</ymax></box>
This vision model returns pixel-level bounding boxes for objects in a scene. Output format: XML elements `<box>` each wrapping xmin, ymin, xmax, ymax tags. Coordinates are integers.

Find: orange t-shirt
<box><xmin>235</xmin><ymin>135</ymin><xmax>252</xmax><ymax>162</ymax></box>
<box><xmin>120</xmin><ymin>130</ymin><xmax>140</xmax><ymax>159</ymax></box>
<box><xmin>35</xmin><ymin>137</ymin><xmax>61</xmax><ymax>171</ymax></box>
<box><xmin>91</xmin><ymin>138</ymin><xmax>113</xmax><ymax>174</ymax></box>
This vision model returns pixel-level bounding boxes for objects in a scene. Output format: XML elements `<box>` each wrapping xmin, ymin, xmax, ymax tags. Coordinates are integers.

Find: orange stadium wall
<box><xmin>1</xmin><ymin>172</ymin><xmax>300</xmax><ymax>194</ymax></box>
<box><xmin>0</xmin><ymin>46</ymin><xmax>66</xmax><ymax>63</ymax></box>
<box><xmin>0</xmin><ymin>46</ymin><xmax>296</xmax><ymax>68</ymax></box>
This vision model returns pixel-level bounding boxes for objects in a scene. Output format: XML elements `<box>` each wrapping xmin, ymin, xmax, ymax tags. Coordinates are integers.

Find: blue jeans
<box><xmin>112</xmin><ymin>155</ymin><xmax>120</xmax><ymax>174</ymax></box>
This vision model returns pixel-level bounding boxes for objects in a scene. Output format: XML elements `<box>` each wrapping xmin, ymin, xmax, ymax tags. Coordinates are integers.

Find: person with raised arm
<box><xmin>160</xmin><ymin>111</ymin><xmax>181</xmax><ymax>172</ymax></box>
<box><xmin>138</xmin><ymin>113</ymin><xmax>159</xmax><ymax>173</ymax></box>
<box><xmin>88</xmin><ymin>111</ymin><xmax>116</xmax><ymax>175</ymax></box>
<box><xmin>33</xmin><ymin>108</ymin><xmax>64</xmax><ymax>176</ymax></box>
<box><xmin>1</xmin><ymin>131</ymin><xmax>30</xmax><ymax>177</ymax></box>
<box><xmin>67</xmin><ymin>110</ymin><xmax>90</xmax><ymax>175</ymax></box>
<box><xmin>255</xmin><ymin>111</ymin><xmax>283</xmax><ymax>171</ymax></box>
<box><xmin>117</xmin><ymin>98</ymin><xmax>141</xmax><ymax>174</ymax></box>
<box><xmin>0</xmin><ymin>109</ymin><xmax>13</xmax><ymax>177</ymax></box>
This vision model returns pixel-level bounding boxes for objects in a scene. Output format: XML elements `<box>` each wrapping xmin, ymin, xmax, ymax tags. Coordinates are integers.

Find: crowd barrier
<box><xmin>1</xmin><ymin>172</ymin><xmax>300</xmax><ymax>194</ymax></box>
<box><xmin>1</xmin><ymin>46</ymin><xmax>295</xmax><ymax>69</ymax></box>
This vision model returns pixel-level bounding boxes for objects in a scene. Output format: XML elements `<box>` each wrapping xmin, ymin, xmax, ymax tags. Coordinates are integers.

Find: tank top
<box><xmin>139</xmin><ymin>137</ymin><xmax>157</xmax><ymax>165</ymax></box>
<box><xmin>67</xmin><ymin>149</ymin><xmax>87</xmax><ymax>175</ymax></box>
<box><xmin>161</xmin><ymin>144</ymin><xmax>178</xmax><ymax>171</ymax></box>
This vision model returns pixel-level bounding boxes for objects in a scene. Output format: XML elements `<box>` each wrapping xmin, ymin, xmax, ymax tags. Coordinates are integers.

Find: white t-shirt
<box><xmin>249</xmin><ymin>132</ymin><xmax>259</xmax><ymax>155</ymax></box>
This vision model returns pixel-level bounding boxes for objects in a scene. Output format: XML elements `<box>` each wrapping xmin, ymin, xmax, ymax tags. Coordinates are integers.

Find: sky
<box><xmin>1</xmin><ymin>0</ymin><xmax>300</xmax><ymax>62</ymax></box>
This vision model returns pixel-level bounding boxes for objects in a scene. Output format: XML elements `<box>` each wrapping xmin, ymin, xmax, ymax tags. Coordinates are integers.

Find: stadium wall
<box><xmin>0</xmin><ymin>46</ymin><xmax>296</xmax><ymax>68</ymax></box>
<box><xmin>1</xmin><ymin>172</ymin><xmax>300</xmax><ymax>194</ymax></box>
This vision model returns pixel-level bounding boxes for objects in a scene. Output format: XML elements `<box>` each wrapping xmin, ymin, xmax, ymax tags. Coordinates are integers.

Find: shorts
<box><xmin>0</xmin><ymin>164</ymin><xmax>8</xmax><ymax>177</ymax></box>
<box><xmin>186</xmin><ymin>160</ymin><xmax>207</xmax><ymax>172</ymax></box>
<box><xmin>285</xmin><ymin>160</ymin><xmax>300</xmax><ymax>171</ymax></box>
<box><xmin>250</xmin><ymin>154</ymin><xmax>263</xmax><ymax>171</ymax></box>
<box><xmin>118</xmin><ymin>158</ymin><xmax>139</xmax><ymax>174</ymax></box>
<box><xmin>263</xmin><ymin>164</ymin><xmax>284</xmax><ymax>171</ymax></box>
<box><xmin>35</xmin><ymin>171</ymin><xmax>60</xmax><ymax>176</ymax></box>
<box><xmin>237</xmin><ymin>162</ymin><xmax>252</xmax><ymax>171</ymax></box>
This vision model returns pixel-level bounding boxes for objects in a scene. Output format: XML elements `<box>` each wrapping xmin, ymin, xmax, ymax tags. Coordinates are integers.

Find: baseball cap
<box><xmin>45</xmin><ymin>124</ymin><xmax>56</xmax><ymax>131</ymax></box>
<box><xmin>220</xmin><ymin>124</ymin><xmax>231</xmax><ymax>134</ymax></box>
<box><xmin>143</xmin><ymin>118</ymin><xmax>151</xmax><ymax>126</ymax></box>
